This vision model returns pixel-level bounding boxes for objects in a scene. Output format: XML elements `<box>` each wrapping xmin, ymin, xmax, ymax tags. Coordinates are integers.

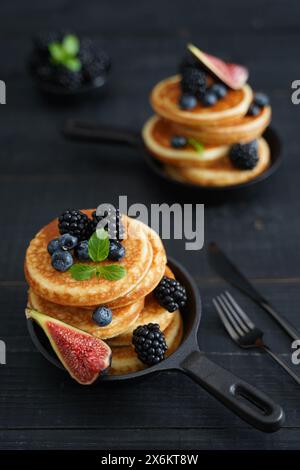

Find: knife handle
<box><xmin>261</xmin><ymin>301</ymin><xmax>300</xmax><ymax>341</ymax></box>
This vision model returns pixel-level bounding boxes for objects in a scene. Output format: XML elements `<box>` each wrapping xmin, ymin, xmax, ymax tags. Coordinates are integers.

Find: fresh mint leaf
<box><xmin>65</xmin><ymin>57</ymin><xmax>81</xmax><ymax>72</ymax></box>
<box><xmin>62</xmin><ymin>34</ymin><xmax>80</xmax><ymax>56</ymax></box>
<box><xmin>96</xmin><ymin>264</ymin><xmax>126</xmax><ymax>281</ymax></box>
<box><xmin>188</xmin><ymin>138</ymin><xmax>204</xmax><ymax>154</ymax></box>
<box><xmin>70</xmin><ymin>264</ymin><xmax>96</xmax><ymax>281</ymax></box>
<box><xmin>88</xmin><ymin>230</ymin><xmax>109</xmax><ymax>262</ymax></box>
<box><xmin>48</xmin><ymin>42</ymin><xmax>66</xmax><ymax>63</ymax></box>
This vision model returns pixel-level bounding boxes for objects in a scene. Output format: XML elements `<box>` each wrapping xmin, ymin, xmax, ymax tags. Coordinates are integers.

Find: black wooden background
<box><xmin>1</xmin><ymin>0</ymin><xmax>300</xmax><ymax>450</ymax></box>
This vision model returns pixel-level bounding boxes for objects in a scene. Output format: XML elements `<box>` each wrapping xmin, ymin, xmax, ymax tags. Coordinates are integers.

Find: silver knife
<box><xmin>208</xmin><ymin>242</ymin><xmax>300</xmax><ymax>341</ymax></box>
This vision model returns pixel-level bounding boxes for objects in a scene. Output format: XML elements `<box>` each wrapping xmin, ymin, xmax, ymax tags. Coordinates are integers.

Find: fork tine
<box><xmin>216</xmin><ymin>295</ymin><xmax>246</xmax><ymax>337</ymax></box>
<box><xmin>220</xmin><ymin>293</ymin><xmax>250</xmax><ymax>333</ymax></box>
<box><xmin>224</xmin><ymin>291</ymin><xmax>255</xmax><ymax>330</ymax></box>
<box><xmin>213</xmin><ymin>297</ymin><xmax>240</xmax><ymax>342</ymax></box>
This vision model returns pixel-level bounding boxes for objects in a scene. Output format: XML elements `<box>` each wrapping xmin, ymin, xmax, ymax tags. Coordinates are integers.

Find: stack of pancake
<box><xmin>142</xmin><ymin>56</ymin><xmax>272</xmax><ymax>187</ymax></box>
<box><xmin>25</xmin><ymin>211</ymin><xmax>183</xmax><ymax>376</ymax></box>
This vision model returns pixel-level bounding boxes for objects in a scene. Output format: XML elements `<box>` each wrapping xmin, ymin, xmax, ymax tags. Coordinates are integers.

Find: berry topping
<box><xmin>229</xmin><ymin>141</ymin><xmax>259</xmax><ymax>170</ymax></box>
<box><xmin>171</xmin><ymin>136</ymin><xmax>187</xmax><ymax>148</ymax></box>
<box><xmin>179</xmin><ymin>51</ymin><xmax>203</xmax><ymax>74</ymax></box>
<box><xmin>53</xmin><ymin>66</ymin><xmax>83</xmax><ymax>90</ymax></box>
<box><xmin>90</xmin><ymin>208</ymin><xmax>124</xmax><ymax>241</ymax></box>
<box><xmin>108</xmin><ymin>240</ymin><xmax>125</xmax><ymax>261</ymax></box>
<box><xmin>92</xmin><ymin>306</ymin><xmax>113</xmax><ymax>327</ymax></box>
<box><xmin>51</xmin><ymin>250</ymin><xmax>73</xmax><ymax>272</ymax></box>
<box><xmin>58</xmin><ymin>233</ymin><xmax>78</xmax><ymax>251</ymax></box>
<box><xmin>200</xmin><ymin>91</ymin><xmax>218</xmax><ymax>107</ymax></box>
<box><xmin>74</xmin><ymin>240</ymin><xmax>90</xmax><ymax>260</ymax></box>
<box><xmin>154</xmin><ymin>276</ymin><xmax>187</xmax><ymax>312</ymax></box>
<box><xmin>47</xmin><ymin>238</ymin><xmax>60</xmax><ymax>255</ymax></box>
<box><xmin>132</xmin><ymin>323</ymin><xmax>168</xmax><ymax>366</ymax></box>
<box><xmin>247</xmin><ymin>103</ymin><xmax>261</xmax><ymax>116</ymax></box>
<box><xmin>210</xmin><ymin>83</ymin><xmax>227</xmax><ymax>98</ymax></box>
<box><xmin>30</xmin><ymin>32</ymin><xmax>111</xmax><ymax>90</ymax></box>
<box><xmin>179</xmin><ymin>94</ymin><xmax>197</xmax><ymax>110</ymax></box>
<box><xmin>181</xmin><ymin>67</ymin><xmax>206</xmax><ymax>98</ymax></box>
<box><xmin>58</xmin><ymin>209</ymin><xmax>91</xmax><ymax>241</ymax></box>
<box><xmin>253</xmin><ymin>93</ymin><xmax>269</xmax><ymax>108</ymax></box>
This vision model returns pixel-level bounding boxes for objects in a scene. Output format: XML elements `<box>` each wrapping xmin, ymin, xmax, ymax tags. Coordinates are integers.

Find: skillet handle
<box><xmin>181</xmin><ymin>351</ymin><xmax>284</xmax><ymax>433</ymax></box>
<box><xmin>63</xmin><ymin>119</ymin><xmax>140</xmax><ymax>147</ymax></box>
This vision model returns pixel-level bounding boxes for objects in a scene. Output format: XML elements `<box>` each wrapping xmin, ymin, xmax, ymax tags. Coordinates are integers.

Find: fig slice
<box><xmin>26</xmin><ymin>308</ymin><xmax>112</xmax><ymax>384</ymax></box>
<box><xmin>187</xmin><ymin>43</ymin><xmax>249</xmax><ymax>90</ymax></box>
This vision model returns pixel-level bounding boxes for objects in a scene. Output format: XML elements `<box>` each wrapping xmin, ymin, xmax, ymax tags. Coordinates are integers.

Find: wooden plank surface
<box><xmin>0</xmin><ymin>0</ymin><xmax>300</xmax><ymax>450</ymax></box>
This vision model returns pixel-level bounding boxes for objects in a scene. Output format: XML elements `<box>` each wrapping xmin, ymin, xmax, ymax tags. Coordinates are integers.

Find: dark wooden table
<box><xmin>1</xmin><ymin>0</ymin><xmax>300</xmax><ymax>450</ymax></box>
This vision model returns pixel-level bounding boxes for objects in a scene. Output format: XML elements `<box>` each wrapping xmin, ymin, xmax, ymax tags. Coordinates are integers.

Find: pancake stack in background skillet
<box><xmin>142</xmin><ymin>44</ymin><xmax>272</xmax><ymax>187</ymax></box>
<box><xmin>25</xmin><ymin>208</ymin><xmax>186</xmax><ymax>383</ymax></box>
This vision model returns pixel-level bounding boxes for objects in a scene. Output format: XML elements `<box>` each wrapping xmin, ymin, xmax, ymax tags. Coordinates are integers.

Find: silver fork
<box><xmin>213</xmin><ymin>291</ymin><xmax>300</xmax><ymax>385</ymax></box>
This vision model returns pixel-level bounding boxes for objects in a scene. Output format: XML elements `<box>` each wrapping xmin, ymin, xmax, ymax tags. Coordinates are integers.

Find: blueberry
<box><xmin>108</xmin><ymin>240</ymin><xmax>125</xmax><ymax>261</ymax></box>
<box><xmin>58</xmin><ymin>233</ymin><xmax>78</xmax><ymax>251</ymax></box>
<box><xmin>253</xmin><ymin>93</ymin><xmax>269</xmax><ymax>107</ymax></box>
<box><xmin>47</xmin><ymin>238</ymin><xmax>60</xmax><ymax>255</ymax></box>
<box><xmin>92</xmin><ymin>306</ymin><xmax>113</xmax><ymax>327</ymax></box>
<box><xmin>210</xmin><ymin>83</ymin><xmax>227</xmax><ymax>98</ymax></box>
<box><xmin>171</xmin><ymin>136</ymin><xmax>187</xmax><ymax>149</ymax></box>
<box><xmin>51</xmin><ymin>250</ymin><xmax>73</xmax><ymax>272</ymax></box>
<box><xmin>74</xmin><ymin>240</ymin><xmax>90</xmax><ymax>261</ymax></box>
<box><xmin>179</xmin><ymin>94</ymin><xmax>197</xmax><ymax>110</ymax></box>
<box><xmin>201</xmin><ymin>91</ymin><xmax>218</xmax><ymax>107</ymax></box>
<box><xmin>247</xmin><ymin>103</ymin><xmax>261</xmax><ymax>116</ymax></box>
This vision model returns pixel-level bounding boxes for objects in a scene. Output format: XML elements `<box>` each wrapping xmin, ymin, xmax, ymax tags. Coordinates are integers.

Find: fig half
<box><xmin>188</xmin><ymin>43</ymin><xmax>249</xmax><ymax>90</ymax></box>
<box><xmin>26</xmin><ymin>308</ymin><xmax>112</xmax><ymax>384</ymax></box>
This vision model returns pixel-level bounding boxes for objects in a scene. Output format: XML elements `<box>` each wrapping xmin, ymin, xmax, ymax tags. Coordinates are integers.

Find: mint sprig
<box><xmin>187</xmin><ymin>138</ymin><xmax>204</xmax><ymax>154</ymax></box>
<box><xmin>48</xmin><ymin>34</ymin><xmax>81</xmax><ymax>72</ymax></box>
<box><xmin>88</xmin><ymin>230</ymin><xmax>109</xmax><ymax>262</ymax></box>
<box><xmin>70</xmin><ymin>228</ymin><xmax>126</xmax><ymax>282</ymax></box>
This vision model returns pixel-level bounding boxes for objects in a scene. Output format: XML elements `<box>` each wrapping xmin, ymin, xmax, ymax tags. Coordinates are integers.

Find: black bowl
<box><xmin>32</xmin><ymin>73</ymin><xmax>108</xmax><ymax>97</ymax></box>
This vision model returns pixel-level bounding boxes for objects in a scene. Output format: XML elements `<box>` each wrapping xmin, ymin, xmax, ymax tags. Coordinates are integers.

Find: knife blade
<box><xmin>208</xmin><ymin>242</ymin><xmax>300</xmax><ymax>341</ymax></box>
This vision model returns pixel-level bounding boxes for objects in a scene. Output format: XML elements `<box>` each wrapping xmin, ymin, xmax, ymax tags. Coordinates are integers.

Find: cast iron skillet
<box><xmin>27</xmin><ymin>257</ymin><xmax>284</xmax><ymax>433</ymax></box>
<box><xmin>63</xmin><ymin>120</ymin><xmax>282</xmax><ymax>194</ymax></box>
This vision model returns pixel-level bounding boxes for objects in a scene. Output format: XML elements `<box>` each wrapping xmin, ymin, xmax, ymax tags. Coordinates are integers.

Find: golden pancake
<box><xmin>25</xmin><ymin>213</ymin><xmax>152</xmax><ymax>307</ymax></box>
<box><xmin>105</xmin><ymin>223</ymin><xmax>166</xmax><ymax>308</ymax></box>
<box><xmin>108</xmin><ymin>294</ymin><xmax>175</xmax><ymax>346</ymax></box>
<box><xmin>165</xmin><ymin>137</ymin><xmax>270</xmax><ymax>187</ymax></box>
<box><xmin>107</xmin><ymin>266</ymin><xmax>175</xmax><ymax>346</ymax></box>
<box><xmin>28</xmin><ymin>289</ymin><xmax>144</xmax><ymax>340</ymax></box>
<box><xmin>171</xmin><ymin>106</ymin><xmax>271</xmax><ymax>146</ymax></box>
<box><xmin>150</xmin><ymin>75</ymin><xmax>252</xmax><ymax>127</ymax></box>
<box><xmin>109</xmin><ymin>310</ymin><xmax>183</xmax><ymax>375</ymax></box>
<box><xmin>142</xmin><ymin>115</ymin><xmax>229</xmax><ymax>168</ymax></box>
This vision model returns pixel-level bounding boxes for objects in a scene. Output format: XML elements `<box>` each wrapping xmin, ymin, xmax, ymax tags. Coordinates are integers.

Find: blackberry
<box><xmin>90</xmin><ymin>208</ymin><xmax>124</xmax><ymax>241</ymax></box>
<box><xmin>53</xmin><ymin>66</ymin><xmax>83</xmax><ymax>90</ymax></box>
<box><xmin>154</xmin><ymin>276</ymin><xmax>187</xmax><ymax>312</ymax></box>
<box><xmin>181</xmin><ymin>67</ymin><xmax>206</xmax><ymax>98</ymax></box>
<box><xmin>58</xmin><ymin>209</ymin><xmax>91</xmax><ymax>241</ymax></box>
<box><xmin>179</xmin><ymin>51</ymin><xmax>202</xmax><ymax>74</ymax></box>
<box><xmin>82</xmin><ymin>53</ymin><xmax>111</xmax><ymax>82</ymax></box>
<box><xmin>132</xmin><ymin>323</ymin><xmax>167</xmax><ymax>366</ymax></box>
<box><xmin>229</xmin><ymin>141</ymin><xmax>259</xmax><ymax>170</ymax></box>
